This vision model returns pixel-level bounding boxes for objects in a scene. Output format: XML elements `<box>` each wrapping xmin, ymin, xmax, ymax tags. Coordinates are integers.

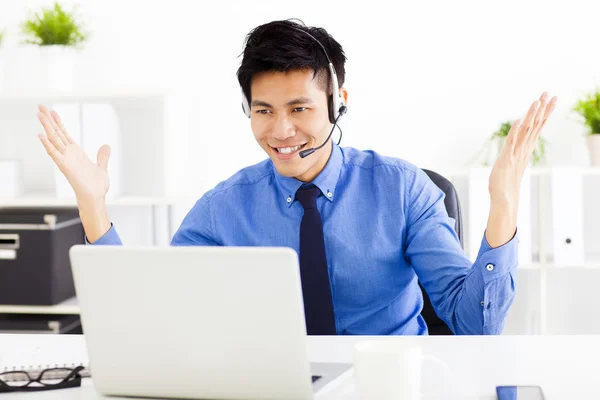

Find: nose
<box><xmin>272</xmin><ymin>113</ymin><xmax>296</xmax><ymax>141</ymax></box>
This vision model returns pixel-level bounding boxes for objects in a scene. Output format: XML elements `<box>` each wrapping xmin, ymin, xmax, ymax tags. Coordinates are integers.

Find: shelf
<box><xmin>519</xmin><ymin>263</ymin><xmax>600</xmax><ymax>269</ymax></box>
<box><xmin>442</xmin><ymin>167</ymin><xmax>600</xmax><ymax>177</ymax></box>
<box><xmin>0</xmin><ymin>196</ymin><xmax>175</xmax><ymax>208</ymax></box>
<box><xmin>0</xmin><ymin>88</ymin><xmax>173</xmax><ymax>102</ymax></box>
<box><xmin>0</xmin><ymin>297</ymin><xmax>79</xmax><ymax>315</ymax></box>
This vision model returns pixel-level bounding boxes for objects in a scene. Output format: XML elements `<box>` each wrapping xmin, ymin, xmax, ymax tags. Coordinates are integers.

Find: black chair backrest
<box><xmin>418</xmin><ymin>169</ymin><xmax>464</xmax><ymax>335</ymax></box>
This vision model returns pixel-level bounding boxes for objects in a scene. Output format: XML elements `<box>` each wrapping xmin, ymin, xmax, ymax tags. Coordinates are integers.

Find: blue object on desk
<box><xmin>496</xmin><ymin>385</ymin><xmax>545</xmax><ymax>400</ymax></box>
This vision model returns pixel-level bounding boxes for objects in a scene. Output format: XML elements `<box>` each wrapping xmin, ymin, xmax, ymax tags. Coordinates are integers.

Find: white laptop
<box><xmin>69</xmin><ymin>245</ymin><xmax>352</xmax><ymax>400</ymax></box>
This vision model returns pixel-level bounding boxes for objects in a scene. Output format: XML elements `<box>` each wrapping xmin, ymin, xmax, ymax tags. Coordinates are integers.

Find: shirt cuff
<box><xmin>475</xmin><ymin>228</ymin><xmax>519</xmax><ymax>280</ymax></box>
<box><xmin>85</xmin><ymin>223</ymin><xmax>120</xmax><ymax>245</ymax></box>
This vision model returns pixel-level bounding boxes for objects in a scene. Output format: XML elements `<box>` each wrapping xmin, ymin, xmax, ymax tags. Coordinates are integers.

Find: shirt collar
<box><xmin>272</xmin><ymin>142</ymin><xmax>344</xmax><ymax>208</ymax></box>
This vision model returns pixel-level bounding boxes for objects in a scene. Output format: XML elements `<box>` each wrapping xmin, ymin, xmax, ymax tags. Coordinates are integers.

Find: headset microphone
<box><xmin>299</xmin><ymin>105</ymin><xmax>347</xmax><ymax>158</ymax></box>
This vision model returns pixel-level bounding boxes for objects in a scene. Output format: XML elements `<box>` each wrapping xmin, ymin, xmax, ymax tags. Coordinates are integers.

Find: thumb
<box><xmin>96</xmin><ymin>145</ymin><xmax>111</xmax><ymax>170</ymax></box>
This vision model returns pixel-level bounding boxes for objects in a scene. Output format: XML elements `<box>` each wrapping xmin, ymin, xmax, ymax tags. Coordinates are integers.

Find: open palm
<box><xmin>489</xmin><ymin>92</ymin><xmax>557</xmax><ymax>205</ymax></box>
<box><xmin>37</xmin><ymin>104</ymin><xmax>111</xmax><ymax>205</ymax></box>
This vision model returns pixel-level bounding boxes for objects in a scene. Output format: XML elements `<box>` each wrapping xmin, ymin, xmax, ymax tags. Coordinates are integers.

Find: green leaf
<box><xmin>20</xmin><ymin>2</ymin><xmax>87</xmax><ymax>47</ymax></box>
<box><xmin>492</xmin><ymin>120</ymin><xmax>513</xmax><ymax>138</ymax></box>
<box><xmin>573</xmin><ymin>88</ymin><xmax>600</xmax><ymax>135</ymax></box>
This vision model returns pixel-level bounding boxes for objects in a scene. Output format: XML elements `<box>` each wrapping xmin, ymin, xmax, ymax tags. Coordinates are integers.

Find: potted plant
<box><xmin>491</xmin><ymin>119</ymin><xmax>548</xmax><ymax>166</ymax></box>
<box><xmin>573</xmin><ymin>89</ymin><xmax>600</xmax><ymax>166</ymax></box>
<box><xmin>21</xmin><ymin>1</ymin><xmax>87</xmax><ymax>92</ymax></box>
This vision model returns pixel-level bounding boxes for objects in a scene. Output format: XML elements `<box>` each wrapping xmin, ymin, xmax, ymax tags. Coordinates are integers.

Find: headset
<box><xmin>240</xmin><ymin>27</ymin><xmax>347</xmax><ymax>158</ymax></box>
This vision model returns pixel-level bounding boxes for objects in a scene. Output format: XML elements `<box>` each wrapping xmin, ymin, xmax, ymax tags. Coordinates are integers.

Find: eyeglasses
<box><xmin>0</xmin><ymin>366</ymin><xmax>84</xmax><ymax>392</ymax></box>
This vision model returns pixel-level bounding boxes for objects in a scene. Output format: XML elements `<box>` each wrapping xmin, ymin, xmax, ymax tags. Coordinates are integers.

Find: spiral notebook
<box><xmin>0</xmin><ymin>341</ymin><xmax>90</xmax><ymax>382</ymax></box>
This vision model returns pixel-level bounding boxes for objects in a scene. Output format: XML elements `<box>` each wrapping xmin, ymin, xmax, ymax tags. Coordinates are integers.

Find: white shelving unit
<box><xmin>444</xmin><ymin>166</ymin><xmax>600</xmax><ymax>177</ymax></box>
<box><xmin>443</xmin><ymin>167</ymin><xmax>600</xmax><ymax>265</ymax></box>
<box><xmin>0</xmin><ymin>89</ymin><xmax>191</xmax><ymax>328</ymax></box>
<box><xmin>440</xmin><ymin>167</ymin><xmax>600</xmax><ymax>335</ymax></box>
<box><xmin>0</xmin><ymin>195</ymin><xmax>174</xmax><ymax>208</ymax></box>
<box><xmin>0</xmin><ymin>88</ymin><xmax>189</xmax><ymax>243</ymax></box>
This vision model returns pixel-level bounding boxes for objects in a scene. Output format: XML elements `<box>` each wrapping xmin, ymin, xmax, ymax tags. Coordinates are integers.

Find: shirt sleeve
<box><xmin>86</xmin><ymin>223</ymin><xmax>123</xmax><ymax>245</ymax></box>
<box><xmin>404</xmin><ymin>167</ymin><xmax>518</xmax><ymax>335</ymax></box>
<box><xmin>170</xmin><ymin>193</ymin><xmax>221</xmax><ymax>246</ymax></box>
<box><xmin>87</xmin><ymin>194</ymin><xmax>220</xmax><ymax>247</ymax></box>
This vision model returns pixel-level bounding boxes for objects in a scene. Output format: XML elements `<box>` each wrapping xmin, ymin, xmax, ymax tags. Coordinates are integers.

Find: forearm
<box><xmin>78</xmin><ymin>199</ymin><xmax>111</xmax><ymax>243</ymax></box>
<box><xmin>485</xmin><ymin>199</ymin><xmax>518</xmax><ymax>248</ymax></box>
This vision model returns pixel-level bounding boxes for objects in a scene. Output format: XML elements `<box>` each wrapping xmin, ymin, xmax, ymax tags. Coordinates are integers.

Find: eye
<box><xmin>255</xmin><ymin>109</ymin><xmax>270</xmax><ymax>115</ymax></box>
<box><xmin>293</xmin><ymin>107</ymin><xmax>308</xmax><ymax>112</ymax></box>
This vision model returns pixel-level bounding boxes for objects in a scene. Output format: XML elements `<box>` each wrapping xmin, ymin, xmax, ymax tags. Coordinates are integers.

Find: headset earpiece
<box><xmin>329</xmin><ymin>95</ymin><xmax>347</xmax><ymax>123</ymax></box>
<box><xmin>328</xmin><ymin>95</ymin><xmax>336</xmax><ymax>124</ymax></box>
<box><xmin>241</xmin><ymin>91</ymin><xmax>251</xmax><ymax>118</ymax></box>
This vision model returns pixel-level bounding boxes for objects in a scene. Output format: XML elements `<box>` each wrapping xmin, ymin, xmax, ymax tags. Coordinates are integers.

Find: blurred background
<box><xmin>0</xmin><ymin>0</ymin><xmax>599</xmax><ymax>335</ymax></box>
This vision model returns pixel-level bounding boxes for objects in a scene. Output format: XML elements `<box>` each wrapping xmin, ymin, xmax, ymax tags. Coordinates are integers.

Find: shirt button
<box><xmin>480</xmin><ymin>301</ymin><xmax>485</xmax><ymax>306</ymax></box>
<box><xmin>286</xmin><ymin>197</ymin><xmax>292</xmax><ymax>203</ymax></box>
<box><xmin>486</xmin><ymin>263</ymin><xmax>494</xmax><ymax>271</ymax></box>
<box><xmin>327</xmin><ymin>191</ymin><xmax>333</xmax><ymax>198</ymax></box>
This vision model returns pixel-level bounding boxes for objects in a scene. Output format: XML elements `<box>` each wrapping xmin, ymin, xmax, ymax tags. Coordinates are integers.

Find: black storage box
<box><xmin>0</xmin><ymin>314</ymin><xmax>82</xmax><ymax>334</ymax></box>
<box><xmin>0</xmin><ymin>208</ymin><xmax>85</xmax><ymax>305</ymax></box>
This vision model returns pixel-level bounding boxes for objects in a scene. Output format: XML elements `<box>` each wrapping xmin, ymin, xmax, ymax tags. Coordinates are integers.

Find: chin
<box><xmin>271</xmin><ymin>161</ymin><xmax>306</xmax><ymax>179</ymax></box>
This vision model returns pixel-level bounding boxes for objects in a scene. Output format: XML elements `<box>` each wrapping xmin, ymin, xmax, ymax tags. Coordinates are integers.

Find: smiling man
<box><xmin>36</xmin><ymin>19</ymin><xmax>557</xmax><ymax>335</ymax></box>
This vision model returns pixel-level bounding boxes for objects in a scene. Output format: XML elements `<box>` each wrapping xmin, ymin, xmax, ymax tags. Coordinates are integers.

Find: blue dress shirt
<box><xmin>93</xmin><ymin>142</ymin><xmax>518</xmax><ymax>335</ymax></box>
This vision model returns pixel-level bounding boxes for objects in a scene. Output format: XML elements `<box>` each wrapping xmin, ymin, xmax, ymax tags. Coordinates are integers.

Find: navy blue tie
<box><xmin>296</xmin><ymin>185</ymin><xmax>336</xmax><ymax>335</ymax></box>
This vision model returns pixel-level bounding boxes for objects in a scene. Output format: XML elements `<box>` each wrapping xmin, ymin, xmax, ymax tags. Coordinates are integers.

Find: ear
<box><xmin>338</xmin><ymin>87</ymin><xmax>348</xmax><ymax>106</ymax></box>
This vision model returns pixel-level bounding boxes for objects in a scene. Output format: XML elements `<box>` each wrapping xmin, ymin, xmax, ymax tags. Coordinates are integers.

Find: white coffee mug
<box><xmin>353</xmin><ymin>339</ymin><xmax>451</xmax><ymax>400</ymax></box>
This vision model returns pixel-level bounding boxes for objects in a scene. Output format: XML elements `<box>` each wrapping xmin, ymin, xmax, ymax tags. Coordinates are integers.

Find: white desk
<box><xmin>0</xmin><ymin>334</ymin><xmax>598</xmax><ymax>399</ymax></box>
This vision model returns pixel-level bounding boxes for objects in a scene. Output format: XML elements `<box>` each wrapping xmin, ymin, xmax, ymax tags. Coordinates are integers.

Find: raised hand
<box><xmin>36</xmin><ymin>104</ymin><xmax>112</xmax><ymax>242</ymax></box>
<box><xmin>37</xmin><ymin>104</ymin><xmax>111</xmax><ymax>205</ymax></box>
<box><xmin>489</xmin><ymin>92</ymin><xmax>558</xmax><ymax>206</ymax></box>
<box><xmin>485</xmin><ymin>91</ymin><xmax>557</xmax><ymax>248</ymax></box>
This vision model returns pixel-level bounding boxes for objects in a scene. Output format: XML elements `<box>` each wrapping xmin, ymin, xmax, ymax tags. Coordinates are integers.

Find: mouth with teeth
<box><xmin>270</xmin><ymin>143</ymin><xmax>308</xmax><ymax>159</ymax></box>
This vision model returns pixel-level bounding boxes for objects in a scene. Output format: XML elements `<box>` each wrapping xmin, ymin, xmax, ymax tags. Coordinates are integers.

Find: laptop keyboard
<box><xmin>311</xmin><ymin>375</ymin><xmax>322</xmax><ymax>383</ymax></box>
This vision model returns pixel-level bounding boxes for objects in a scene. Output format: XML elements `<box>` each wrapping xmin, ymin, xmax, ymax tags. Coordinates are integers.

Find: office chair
<box><xmin>419</xmin><ymin>169</ymin><xmax>464</xmax><ymax>335</ymax></box>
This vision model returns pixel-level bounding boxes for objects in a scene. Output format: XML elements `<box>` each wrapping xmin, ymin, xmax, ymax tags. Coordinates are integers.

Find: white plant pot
<box><xmin>39</xmin><ymin>45</ymin><xmax>76</xmax><ymax>93</ymax></box>
<box><xmin>1</xmin><ymin>45</ymin><xmax>42</xmax><ymax>93</ymax></box>
<box><xmin>587</xmin><ymin>134</ymin><xmax>600</xmax><ymax>166</ymax></box>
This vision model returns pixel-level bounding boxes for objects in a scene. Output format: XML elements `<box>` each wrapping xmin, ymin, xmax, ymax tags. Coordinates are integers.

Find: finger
<box><xmin>516</xmin><ymin>100</ymin><xmax>541</xmax><ymax>148</ymax></box>
<box><xmin>37</xmin><ymin>112</ymin><xmax>66</xmax><ymax>153</ymax></box>
<box><xmin>529</xmin><ymin>96</ymin><xmax>558</xmax><ymax>147</ymax></box>
<box><xmin>506</xmin><ymin>119</ymin><xmax>522</xmax><ymax>153</ymax></box>
<box><xmin>96</xmin><ymin>145</ymin><xmax>111</xmax><ymax>170</ymax></box>
<box><xmin>37</xmin><ymin>133</ymin><xmax>65</xmax><ymax>167</ymax></box>
<box><xmin>533</xmin><ymin>92</ymin><xmax>550</xmax><ymax>128</ymax></box>
<box><xmin>38</xmin><ymin>104</ymin><xmax>69</xmax><ymax>147</ymax></box>
<box><xmin>50</xmin><ymin>109</ymin><xmax>76</xmax><ymax>144</ymax></box>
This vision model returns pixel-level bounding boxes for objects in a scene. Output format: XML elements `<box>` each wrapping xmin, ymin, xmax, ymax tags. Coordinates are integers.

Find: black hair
<box><xmin>237</xmin><ymin>18</ymin><xmax>347</xmax><ymax>104</ymax></box>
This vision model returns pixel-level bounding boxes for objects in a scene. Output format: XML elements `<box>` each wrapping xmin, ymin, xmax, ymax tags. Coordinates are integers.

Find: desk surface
<box><xmin>0</xmin><ymin>334</ymin><xmax>598</xmax><ymax>399</ymax></box>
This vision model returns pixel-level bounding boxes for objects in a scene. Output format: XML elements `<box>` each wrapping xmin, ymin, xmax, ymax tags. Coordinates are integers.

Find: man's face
<box><xmin>250</xmin><ymin>69</ymin><xmax>339</xmax><ymax>182</ymax></box>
